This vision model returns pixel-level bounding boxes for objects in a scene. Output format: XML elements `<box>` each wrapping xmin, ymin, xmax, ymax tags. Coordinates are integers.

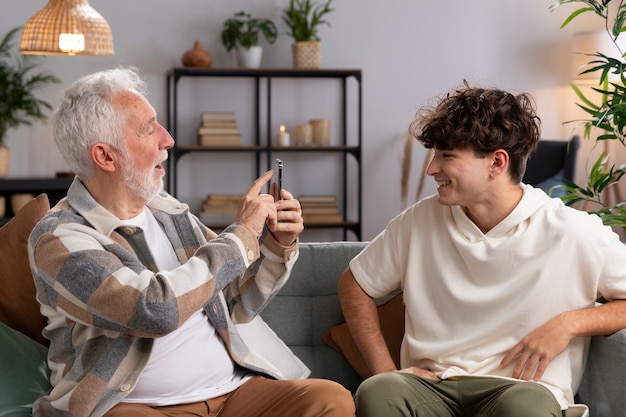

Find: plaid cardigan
<box><xmin>28</xmin><ymin>178</ymin><xmax>298</xmax><ymax>417</ymax></box>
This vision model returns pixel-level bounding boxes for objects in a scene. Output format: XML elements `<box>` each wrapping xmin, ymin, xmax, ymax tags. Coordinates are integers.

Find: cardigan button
<box><xmin>247</xmin><ymin>249</ymin><xmax>254</xmax><ymax>261</ymax></box>
<box><xmin>122</xmin><ymin>227</ymin><xmax>134</xmax><ymax>235</ymax></box>
<box><xmin>120</xmin><ymin>383</ymin><xmax>132</xmax><ymax>392</ymax></box>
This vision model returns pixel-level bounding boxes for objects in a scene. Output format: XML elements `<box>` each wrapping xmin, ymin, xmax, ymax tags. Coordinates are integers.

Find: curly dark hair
<box><xmin>409</xmin><ymin>81</ymin><xmax>541</xmax><ymax>183</ymax></box>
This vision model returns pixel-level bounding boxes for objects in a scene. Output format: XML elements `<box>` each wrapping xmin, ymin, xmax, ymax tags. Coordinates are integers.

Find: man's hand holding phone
<box><xmin>235</xmin><ymin>160</ymin><xmax>303</xmax><ymax>246</ymax></box>
<box><xmin>271</xmin><ymin>159</ymin><xmax>303</xmax><ymax>245</ymax></box>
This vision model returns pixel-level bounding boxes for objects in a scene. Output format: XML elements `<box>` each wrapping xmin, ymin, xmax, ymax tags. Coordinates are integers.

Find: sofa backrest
<box><xmin>260</xmin><ymin>241</ymin><xmax>368</xmax><ymax>392</ymax></box>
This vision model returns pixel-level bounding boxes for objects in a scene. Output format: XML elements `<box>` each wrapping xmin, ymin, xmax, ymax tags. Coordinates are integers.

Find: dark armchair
<box><xmin>523</xmin><ymin>136</ymin><xmax>580</xmax><ymax>195</ymax></box>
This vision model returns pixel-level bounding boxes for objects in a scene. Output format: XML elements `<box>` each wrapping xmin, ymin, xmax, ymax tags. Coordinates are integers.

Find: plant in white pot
<box><xmin>0</xmin><ymin>27</ymin><xmax>59</xmax><ymax>177</ymax></box>
<box><xmin>282</xmin><ymin>0</ymin><xmax>333</xmax><ymax>69</ymax></box>
<box><xmin>221</xmin><ymin>11</ymin><xmax>278</xmax><ymax>68</ymax></box>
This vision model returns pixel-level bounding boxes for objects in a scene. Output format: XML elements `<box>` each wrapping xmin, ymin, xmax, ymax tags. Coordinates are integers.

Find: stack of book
<box><xmin>198</xmin><ymin>112</ymin><xmax>242</xmax><ymax>147</ymax></box>
<box><xmin>199</xmin><ymin>194</ymin><xmax>242</xmax><ymax>225</ymax></box>
<box><xmin>299</xmin><ymin>195</ymin><xmax>343</xmax><ymax>224</ymax></box>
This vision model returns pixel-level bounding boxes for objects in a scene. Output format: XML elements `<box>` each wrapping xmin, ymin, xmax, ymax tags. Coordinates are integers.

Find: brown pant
<box><xmin>104</xmin><ymin>375</ymin><xmax>355</xmax><ymax>417</ymax></box>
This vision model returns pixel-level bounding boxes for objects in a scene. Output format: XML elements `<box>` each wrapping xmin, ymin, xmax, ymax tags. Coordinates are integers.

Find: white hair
<box><xmin>52</xmin><ymin>66</ymin><xmax>148</xmax><ymax>180</ymax></box>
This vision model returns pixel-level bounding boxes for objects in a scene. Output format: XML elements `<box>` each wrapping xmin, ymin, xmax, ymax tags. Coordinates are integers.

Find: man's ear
<box><xmin>91</xmin><ymin>143</ymin><xmax>117</xmax><ymax>172</ymax></box>
<box><xmin>490</xmin><ymin>149</ymin><xmax>510</xmax><ymax>177</ymax></box>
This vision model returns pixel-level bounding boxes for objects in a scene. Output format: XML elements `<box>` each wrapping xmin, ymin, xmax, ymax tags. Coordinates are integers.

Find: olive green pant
<box><xmin>354</xmin><ymin>373</ymin><xmax>563</xmax><ymax>417</ymax></box>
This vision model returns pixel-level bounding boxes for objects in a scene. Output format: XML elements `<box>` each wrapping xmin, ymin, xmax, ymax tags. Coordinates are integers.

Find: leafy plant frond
<box><xmin>549</xmin><ymin>0</ymin><xmax>626</xmax><ymax>227</ymax></box>
<box><xmin>0</xmin><ymin>26</ymin><xmax>60</xmax><ymax>145</ymax></box>
<box><xmin>282</xmin><ymin>0</ymin><xmax>333</xmax><ymax>42</ymax></box>
<box><xmin>221</xmin><ymin>11</ymin><xmax>277</xmax><ymax>51</ymax></box>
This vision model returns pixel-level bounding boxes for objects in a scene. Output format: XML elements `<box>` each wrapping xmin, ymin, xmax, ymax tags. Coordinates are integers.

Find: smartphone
<box><xmin>275</xmin><ymin>158</ymin><xmax>283</xmax><ymax>201</ymax></box>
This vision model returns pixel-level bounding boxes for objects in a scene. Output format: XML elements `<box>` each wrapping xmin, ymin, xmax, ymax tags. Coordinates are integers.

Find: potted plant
<box><xmin>221</xmin><ymin>11</ymin><xmax>277</xmax><ymax>68</ymax></box>
<box><xmin>281</xmin><ymin>0</ymin><xmax>333</xmax><ymax>69</ymax></box>
<box><xmin>0</xmin><ymin>27</ymin><xmax>59</xmax><ymax>177</ymax></box>
<box><xmin>549</xmin><ymin>0</ymin><xmax>626</xmax><ymax>230</ymax></box>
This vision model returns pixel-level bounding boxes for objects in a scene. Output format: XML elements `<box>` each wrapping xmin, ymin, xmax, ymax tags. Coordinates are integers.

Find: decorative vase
<box><xmin>236</xmin><ymin>46</ymin><xmax>263</xmax><ymax>68</ymax></box>
<box><xmin>0</xmin><ymin>145</ymin><xmax>9</xmax><ymax>177</ymax></box>
<box><xmin>292</xmin><ymin>41</ymin><xmax>322</xmax><ymax>69</ymax></box>
<box><xmin>181</xmin><ymin>41</ymin><xmax>213</xmax><ymax>68</ymax></box>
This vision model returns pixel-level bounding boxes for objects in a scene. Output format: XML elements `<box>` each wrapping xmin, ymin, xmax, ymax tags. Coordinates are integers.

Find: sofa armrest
<box><xmin>577</xmin><ymin>329</ymin><xmax>626</xmax><ymax>417</ymax></box>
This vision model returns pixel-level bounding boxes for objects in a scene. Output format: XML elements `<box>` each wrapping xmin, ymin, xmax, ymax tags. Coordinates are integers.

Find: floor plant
<box><xmin>0</xmin><ymin>26</ymin><xmax>59</xmax><ymax>147</ymax></box>
<box><xmin>550</xmin><ymin>0</ymin><xmax>626</xmax><ymax>228</ymax></box>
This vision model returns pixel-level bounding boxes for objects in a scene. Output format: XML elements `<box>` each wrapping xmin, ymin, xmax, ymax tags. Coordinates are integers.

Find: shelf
<box><xmin>0</xmin><ymin>177</ymin><xmax>73</xmax><ymax>192</ymax></box>
<box><xmin>167</xmin><ymin>67</ymin><xmax>362</xmax><ymax>240</ymax></box>
<box><xmin>167</xmin><ymin>67</ymin><xmax>362</xmax><ymax>80</ymax></box>
<box><xmin>175</xmin><ymin>145</ymin><xmax>361</xmax><ymax>158</ymax></box>
<box><xmin>0</xmin><ymin>177</ymin><xmax>73</xmax><ymax>226</ymax></box>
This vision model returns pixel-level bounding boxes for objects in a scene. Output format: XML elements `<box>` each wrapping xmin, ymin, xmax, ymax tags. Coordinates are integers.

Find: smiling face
<box><xmin>113</xmin><ymin>90</ymin><xmax>174</xmax><ymax>202</ymax></box>
<box><xmin>426</xmin><ymin>147</ymin><xmax>494</xmax><ymax>207</ymax></box>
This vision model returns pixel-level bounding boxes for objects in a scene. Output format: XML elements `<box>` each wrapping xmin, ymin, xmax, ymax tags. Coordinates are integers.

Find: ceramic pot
<box><xmin>236</xmin><ymin>46</ymin><xmax>263</xmax><ymax>68</ymax></box>
<box><xmin>0</xmin><ymin>145</ymin><xmax>8</xmax><ymax>177</ymax></box>
<box><xmin>292</xmin><ymin>41</ymin><xmax>322</xmax><ymax>69</ymax></box>
<box><xmin>181</xmin><ymin>41</ymin><xmax>213</xmax><ymax>68</ymax></box>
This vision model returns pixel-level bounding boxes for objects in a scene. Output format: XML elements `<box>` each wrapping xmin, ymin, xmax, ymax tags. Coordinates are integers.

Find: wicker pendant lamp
<box><xmin>20</xmin><ymin>0</ymin><xmax>114</xmax><ymax>56</ymax></box>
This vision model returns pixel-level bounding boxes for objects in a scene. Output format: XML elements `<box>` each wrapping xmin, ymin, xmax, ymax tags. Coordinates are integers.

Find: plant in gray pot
<box><xmin>0</xmin><ymin>27</ymin><xmax>59</xmax><ymax>177</ymax></box>
<box><xmin>282</xmin><ymin>0</ymin><xmax>333</xmax><ymax>69</ymax></box>
<box><xmin>221</xmin><ymin>11</ymin><xmax>278</xmax><ymax>68</ymax></box>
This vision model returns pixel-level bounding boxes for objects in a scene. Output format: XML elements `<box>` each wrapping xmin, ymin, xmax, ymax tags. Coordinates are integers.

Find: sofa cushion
<box><xmin>322</xmin><ymin>292</ymin><xmax>405</xmax><ymax>378</ymax></box>
<box><xmin>260</xmin><ymin>241</ymin><xmax>368</xmax><ymax>392</ymax></box>
<box><xmin>0</xmin><ymin>193</ymin><xmax>49</xmax><ymax>346</ymax></box>
<box><xmin>0</xmin><ymin>321</ymin><xmax>51</xmax><ymax>416</ymax></box>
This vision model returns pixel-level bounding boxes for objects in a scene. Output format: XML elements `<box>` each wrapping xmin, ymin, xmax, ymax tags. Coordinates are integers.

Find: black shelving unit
<box><xmin>0</xmin><ymin>177</ymin><xmax>73</xmax><ymax>225</ymax></box>
<box><xmin>166</xmin><ymin>67</ymin><xmax>362</xmax><ymax>241</ymax></box>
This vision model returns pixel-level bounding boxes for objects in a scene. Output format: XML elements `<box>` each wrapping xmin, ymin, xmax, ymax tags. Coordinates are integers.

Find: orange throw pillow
<box><xmin>322</xmin><ymin>292</ymin><xmax>404</xmax><ymax>378</ymax></box>
<box><xmin>0</xmin><ymin>194</ymin><xmax>49</xmax><ymax>346</ymax></box>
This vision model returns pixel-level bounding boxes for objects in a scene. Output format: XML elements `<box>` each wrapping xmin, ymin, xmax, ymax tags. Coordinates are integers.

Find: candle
<box><xmin>277</xmin><ymin>124</ymin><xmax>290</xmax><ymax>146</ymax></box>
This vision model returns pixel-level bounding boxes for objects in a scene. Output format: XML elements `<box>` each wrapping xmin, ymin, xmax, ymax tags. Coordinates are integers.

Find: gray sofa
<box><xmin>0</xmin><ymin>230</ymin><xmax>624</xmax><ymax>416</ymax></box>
<box><xmin>262</xmin><ymin>241</ymin><xmax>626</xmax><ymax>417</ymax></box>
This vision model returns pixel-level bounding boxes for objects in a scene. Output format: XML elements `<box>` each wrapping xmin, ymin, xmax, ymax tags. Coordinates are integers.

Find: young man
<box><xmin>338</xmin><ymin>82</ymin><xmax>626</xmax><ymax>417</ymax></box>
<box><xmin>28</xmin><ymin>67</ymin><xmax>354</xmax><ymax>417</ymax></box>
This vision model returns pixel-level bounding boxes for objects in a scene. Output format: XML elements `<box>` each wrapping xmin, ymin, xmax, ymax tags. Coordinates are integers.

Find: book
<box><xmin>200</xmin><ymin>194</ymin><xmax>242</xmax><ymax>224</ymax></box>
<box><xmin>201</xmin><ymin>120</ymin><xmax>238</xmax><ymax>128</ymax></box>
<box><xmin>302</xmin><ymin>206</ymin><xmax>342</xmax><ymax>214</ymax></box>
<box><xmin>204</xmin><ymin>193</ymin><xmax>243</xmax><ymax>201</ymax></box>
<box><xmin>299</xmin><ymin>194</ymin><xmax>342</xmax><ymax>224</ymax></box>
<box><xmin>198</xmin><ymin>135</ymin><xmax>242</xmax><ymax>147</ymax></box>
<box><xmin>198</xmin><ymin>126</ymin><xmax>241</xmax><ymax>135</ymax></box>
<box><xmin>298</xmin><ymin>195</ymin><xmax>337</xmax><ymax>204</ymax></box>
<box><xmin>203</xmin><ymin>194</ymin><xmax>242</xmax><ymax>205</ymax></box>
<box><xmin>201</xmin><ymin>111</ymin><xmax>236</xmax><ymax>122</ymax></box>
<box><xmin>302</xmin><ymin>213</ymin><xmax>344</xmax><ymax>224</ymax></box>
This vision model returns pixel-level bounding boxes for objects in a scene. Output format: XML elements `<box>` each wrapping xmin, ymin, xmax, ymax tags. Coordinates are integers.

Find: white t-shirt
<box><xmin>350</xmin><ymin>185</ymin><xmax>626</xmax><ymax>409</ymax></box>
<box><xmin>121</xmin><ymin>207</ymin><xmax>250</xmax><ymax>406</ymax></box>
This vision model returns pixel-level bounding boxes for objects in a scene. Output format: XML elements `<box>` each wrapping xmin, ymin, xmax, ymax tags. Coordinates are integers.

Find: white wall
<box><xmin>0</xmin><ymin>0</ymin><xmax>613</xmax><ymax>241</ymax></box>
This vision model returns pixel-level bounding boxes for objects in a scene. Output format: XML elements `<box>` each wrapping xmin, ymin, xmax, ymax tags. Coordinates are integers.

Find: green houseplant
<box><xmin>0</xmin><ymin>26</ymin><xmax>59</xmax><ymax>177</ymax></box>
<box><xmin>221</xmin><ymin>11</ymin><xmax>277</xmax><ymax>68</ymax></box>
<box><xmin>549</xmin><ymin>0</ymin><xmax>626</xmax><ymax>228</ymax></box>
<box><xmin>281</xmin><ymin>0</ymin><xmax>333</xmax><ymax>69</ymax></box>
